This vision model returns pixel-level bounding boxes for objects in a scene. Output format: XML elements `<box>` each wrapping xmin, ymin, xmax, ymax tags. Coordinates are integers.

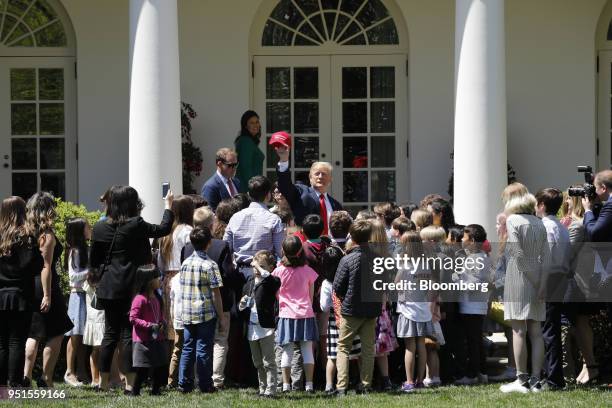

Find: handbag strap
<box><xmin>103</xmin><ymin>226</ymin><xmax>119</xmax><ymax>266</ymax></box>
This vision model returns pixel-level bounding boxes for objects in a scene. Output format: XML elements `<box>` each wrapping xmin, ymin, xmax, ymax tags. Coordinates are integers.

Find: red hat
<box><xmin>269</xmin><ymin>131</ymin><xmax>291</xmax><ymax>148</ymax></box>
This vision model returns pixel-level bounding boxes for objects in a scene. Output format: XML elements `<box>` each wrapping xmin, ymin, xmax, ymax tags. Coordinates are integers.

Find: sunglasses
<box><xmin>222</xmin><ymin>161</ymin><xmax>239</xmax><ymax>168</ymax></box>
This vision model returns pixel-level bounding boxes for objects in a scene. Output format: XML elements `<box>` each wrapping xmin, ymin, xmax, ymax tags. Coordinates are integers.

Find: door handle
<box><xmin>3</xmin><ymin>164</ymin><xmax>8</xmax><ymax>168</ymax></box>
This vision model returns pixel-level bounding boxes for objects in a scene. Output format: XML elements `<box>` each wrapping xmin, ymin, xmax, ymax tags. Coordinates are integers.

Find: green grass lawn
<box><xmin>5</xmin><ymin>384</ymin><xmax>611</xmax><ymax>408</ymax></box>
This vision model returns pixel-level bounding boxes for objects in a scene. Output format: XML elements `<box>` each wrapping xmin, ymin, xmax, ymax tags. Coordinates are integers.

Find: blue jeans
<box><xmin>179</xmin><ymin>318</ymin><xmax>217</xmax><ymax>392</ymax></box>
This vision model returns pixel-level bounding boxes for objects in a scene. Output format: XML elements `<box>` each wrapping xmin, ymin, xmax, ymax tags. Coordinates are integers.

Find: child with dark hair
<box><xmin>64</xmin><ymin>217</ymin><xmax>91</xmax><ymax>387</ymax></box>
<box><xmin>454</xmin><ymin>224</ymin><xmax>491</xmax><ymax>386</ymax></box>
<box><xmin>129</xmin><ymin>266</ymin><xmax>167</xmax><ymax>396</ymax></box>
<box><xmin>239</xmin><ymin>250</ymin><xmax>281</xmax><ymax>397</ymax></box>
<box><xmin>329</xmin><ymin>211</ymin><xmax>353</xmax><ymax>250</ymax></box>
<box><xmin>273</xmin><ymin>236</ymin><xmax>319</xmax><ymax>393</ymax></box>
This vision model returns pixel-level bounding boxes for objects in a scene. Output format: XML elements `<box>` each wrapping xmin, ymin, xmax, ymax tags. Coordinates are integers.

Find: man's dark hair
<box><xmin>374</xmin><ymin>202</ymin><xmax>401</xmax><ymax>226</ymax></box>
<box><xmin>231</xmin><ymin>193</ymin><xmax>251</xmax><ymax>210</ymax></box>
<box><xmin>464</xmin><ymin>224</ymin><xmax>487</xmax><ymax>244</ymax></box>
<box><xmin>400</xmin><ymin>203</ymin><xmax>418</xmax><ymax>219</ymax></box>
<box><xmin>535</xmin><ymin>188</ymin><xmax>563</xmax><ymax>216</ymax></box>
<box><xmin>302</xmin><ymin>214</ymin><xmax>324</xmax><ymax>239</ymax></box>
<box><xmin>248</xmin><ymin>176</ymin><xmax>272</xmax><ymax>202</ymax></box>
<box><xmin>350</xmin><ymin>220</ymin><xmax>372</xmax><ymax>245</ymax></box>
<box><xmin>447</xmin><ymin>224</ymin><xmax>465</xmax><ymax>243</ymax></box>
<box><xmin>329</xmin><ymin>211</ymin><xmax>353</xmax><ymax>239</ymax></box>
<box><xmin>190</xmin><ymin>226</ymin><xmax>212</xmax><ymax>251</ymax></box>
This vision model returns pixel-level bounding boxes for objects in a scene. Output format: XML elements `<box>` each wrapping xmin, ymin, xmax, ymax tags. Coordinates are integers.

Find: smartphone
<box><xmin>162</xmin><ymin>182</ymin><xmax>170</xmax><ymax>199</ymax></box>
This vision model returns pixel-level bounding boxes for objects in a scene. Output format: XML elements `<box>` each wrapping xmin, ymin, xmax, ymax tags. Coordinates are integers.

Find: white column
<box><xmin>129</xmin><ymin>0</ymin><xmax>182</xmax><ymax>222</ymax></box>
<box><xmin>454</xmin><ymin>0</ymin><xmax>507</xmax><ymax>237</ymax></box>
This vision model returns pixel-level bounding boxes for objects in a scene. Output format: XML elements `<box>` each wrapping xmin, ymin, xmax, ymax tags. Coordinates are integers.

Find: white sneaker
<box><xmin>423</xmin><ymin>377</ymin><xmax>441</xmax><ymax>387</ymax></box>
<box><xmin>499</xmin><ymin>379</ymin><xmax>529</xmax><ymax>394</ymax></box>
<box><xmin>490</xmin><ymin>367</ymin><xmax>517</xmax><ymax>382</ymax></box>
<box><xmin>454</xmin><ymin>376</ymin><xmax>478</xmax><ymax>386</ymax></box>
<box><xmin>64</xmin><ymin>373</ymin><xmax>83</xmax><ymax>387</ymax></box>
<box><xmin>478</xmin><ymin>373</ymin><xmax>489</xmax><ymax>384</ymax></box>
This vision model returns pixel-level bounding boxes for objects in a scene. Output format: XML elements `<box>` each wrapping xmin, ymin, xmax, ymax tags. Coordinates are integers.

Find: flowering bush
<box><xmin>181</xmin><ymin>102</ymin><xmax>203</xmax><ymax>194</ymax></box>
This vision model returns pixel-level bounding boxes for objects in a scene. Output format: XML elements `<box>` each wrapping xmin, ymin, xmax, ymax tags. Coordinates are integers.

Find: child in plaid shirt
<box><xmin>177</xmin><ymin>226</ymin><xmax>225</xmax><ymax>393</ymax></box>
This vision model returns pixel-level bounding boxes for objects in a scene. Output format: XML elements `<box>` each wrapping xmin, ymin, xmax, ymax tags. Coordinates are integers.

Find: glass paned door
<box><xmin>0</xmin><ymin>58</ymin><xmax>76</xmax><ymax>201</ymax></box>
<box><xmin>331</xmin><ymin>55</ymin><xmax>408</xmax><ymax>216</ymax></box>
<box><xmin>254</xmin><ymin>56</ymin><xmax>331</xmax><ymax>186</ymax></box>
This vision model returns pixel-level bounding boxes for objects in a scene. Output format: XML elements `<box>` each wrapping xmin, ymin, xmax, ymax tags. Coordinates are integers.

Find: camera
<box><xmin>568</xmin><ymin>166</ymin><xmax>597</xmax><ymax>199</ymax></box>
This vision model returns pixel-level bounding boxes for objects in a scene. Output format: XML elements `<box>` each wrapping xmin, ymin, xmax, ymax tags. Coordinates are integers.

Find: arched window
<box><xmin>262</xmin><ymin>0</ymin><xmax>399</xmax><ymax>46</ymax></box>
<box><xmin>0</xmin><ymin>0</ymin><xmax>67</xmax><ymax>47</ymax></box>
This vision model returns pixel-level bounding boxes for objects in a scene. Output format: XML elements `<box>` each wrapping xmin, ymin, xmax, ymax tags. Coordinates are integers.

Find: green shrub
<box><xmin>53</xmin><ymin>198</ymin><xmax>102</xmax><ymax>295</ymax></box>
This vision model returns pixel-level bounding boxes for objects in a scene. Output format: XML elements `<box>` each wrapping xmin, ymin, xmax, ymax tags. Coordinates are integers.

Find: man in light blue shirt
<box><xmin>223</xmin><ymin>176</ymin><xmax>284</xmax><ymax>277</ymax></box>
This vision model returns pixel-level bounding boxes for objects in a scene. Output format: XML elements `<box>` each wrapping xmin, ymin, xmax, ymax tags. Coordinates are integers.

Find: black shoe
<box><xmin>382</xmin><ymin>377</ymin><xmax>393</xmax><ymax>392</ymax></box>
<box><xmin>335</xmin><ymin>389</ymin><xmax>347</xmax><ymax>397</ymax></box>
<box><xmin>21</xmin><ymin>377</ymin><xmax>32</xmax><ymax>388</ymax></box>
<box><xmin>200</xmin><ymin>386</ymin><xmax>217</xmax><ymax>394</ymax></box>
<box><xmin>178</xmin><ymin>386</ymin><xmax>192</xmax><ymax>394</ymax></box>
<box><xmin>325</xmin><ymin>388</ymin><xmax>335</xmax><ymax>396</ymax></box>
<box><xmin>305</xmin><ymin>388</ymin><xmax>315</xmax><ymax>394</ymax></box>
<box><xmin>150</xmin><ymin>388</ymin><xmax>162</xmax><ymax>396</ymax></box>
<box><xmin>36</xmin><ymin>378</ymin><xmax>48</xmax><ymax>388</ymax></box>
<box><xmin>124</xmin><ymin>389</ymin><xmax>139</xmax><ymax>396</ymax></box>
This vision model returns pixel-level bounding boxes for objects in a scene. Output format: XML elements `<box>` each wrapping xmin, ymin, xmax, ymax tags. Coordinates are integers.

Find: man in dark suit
<box><xmin>582</xmin><ymin>169</ymin><xmax>612</xmax><ymax>387</ymax></box>
<box><xmin>201</xmin><ymin>148</ymin><xmax>241</xmax><ymax>211</ymax></box>
<box><xmin>274</xmin><ymin>144</ymin><xmax>342</xmax><ymax>233</ymax></box>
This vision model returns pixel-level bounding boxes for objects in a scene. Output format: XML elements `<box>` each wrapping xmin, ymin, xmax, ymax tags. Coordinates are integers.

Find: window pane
<box><xmin>40</xmin><ymin>138</ymin><xmax>64</xmax><ymax>169</ymax></box>
<box><xmin>340</xmin><ymin>0</ymin><xmax>362</xmax><ymax>16</ymax></box>
<box><xmin>337</xmin><ymin>22</ymin><xmax>360</xmax><ymax>43</ymax></box>
<box><xmin>39</xmin><ymin>103</ymin><xmax>64</xmax><ymax>135</ymax></box>
<box><xmin>342</xmin><ymin>67</ymin><xmax>367</xmax><ymax>99</ymax></box>
<box><xmin>344</xmin><ymin>34</ymin><xmax>366</xmax><ymax>45</ymax></box>
<box><xmin>343</xmin><ymin>205</ymin><xmax>368</xmax><ymax>219</ymax></box>
<box><xmin>7</xmin><ymin>0</ymin><xmax>31</xmax><ymax>16</ymax></box>
<box><xmin>294</xmin><ymin>33</ymin><xmax>318</xmax><ymax>46</ymax></box>
<box><xmin>372</xmin><ymin>171</ymin><xmax>396</xmax><ymax>201</ymax></box>
<box><xmin>39</xmin><ymin>68</ymin><xmax>64</xmax><ymax>100</ymax></box>
<box><xmin>356</xmin><ymin>0</ymin><xmax>389</xmax><ymax>28</ymax></box>
<box><xmin>296</xmin><ymin>0</ymin><xmax>320</xmax><ymax>16</ymax></box>
<box><xmin>294</xmin><ymin>102</ymin><xmax>318</xmax><ymax>133</ymax></box>
<box><xmin>12</xmin><ymin>138</ymin><xmax>37</xmax><ymax>169</ymax></box>
<box><xmin>343</xmin><ymin>171</ymin><xmax>368</xmax><ymax>202</ymax></box>
<box><xmin>23</xmin><ymin>1</ymin><xmax>55</xmax><ymax>31</ymax></box>
<box><xmin>266</xmin><ymin>68</ymin><xmax>290</xmax><ymax>99</ymax></box>
<box><xmin>324</xmin><ymin>12</ymin><xmax>337</xmax><ymax>38</ymax></box>
<box><xmin>262</xmin><ymin>20</ymin><xmax>293</xmax><ymax>46</ymax></box>
<box><xmin>367</xmin><ymin>19</ymin><xmax>399</xmax><ymax>45</ymax></box>
<box><xmin>333</xmin><ymin>14</ymin><xmax>350</xmax><ymax>41</ymax></box>
<box><xmin>11</xmin><ymin>103</ymin><xmax>36</xmax><ymax>135</ymax></box>
<box><xmin>13</xmin><ymin>35</ymin><xmax>34</xmax><ymax>46</ymax></box>
<box><xmin>296</xmin><ymin>23</ymin><xmax>320</xmax><ymax>45</ymax></box>
<box><xmin>1</xmin><ymin>15</ymin><xmax>17</xmax><ymax>42</ymax></box>
<box><xmin>40</xmin><ymin>172</ymin><xmax>65</xmax><ymax>199</ymax></box>
<box><xmin>266</xmin><ymin>102</ymin><xmax>291</xmax><ymax>133</ymax></box>
<box><xmin>12</xmin><ymin>173</ymin><xmax>37</xmax><ymax>200</ymax></box>
<box><xmin>343</xmin><ymin>137</ymin><xmax>368</xmax><ymax>168</ymax></box>
<box><xmin>321</xmin><ymin>0</ymin><xmax>339</xmax><ymax>10</ymax></box>
<box><xmin>371</xmin><ymin>102</ymin><xmax>394</xmax><ymax>133</ymax></box>
<box><xmin>309</xmin><ymin>13</ymin><xmax>326</xmax><ymax>40</ymax></box>
<box><xmin>342</xmin><ymin>102</ymin><xmax>367</xmax><ymax>133</ymax></box>
<box><xmin>34</xmin><ymin>20</ymin><xmax>66</xmax><ymax>47</ymax></box>
<box><xmin>294</xmin><ymin>137</ymin><xmax>319</xmax><ymax>168</ymax></box>
<box><xmin>371</xmin><ymin>136</ymin><xmax>395</xmax><ymax>167</ymax></box>
<box><xmin>371</xmin><ymin>67</ymin><xmax>395</xmax><ymax>98</ymax></box>
<box><xmin>295</xmin><ymin>171</ymin><xmax>310</xmax><ymax>186</ymax></box>
<box><xmin>10</xmin><ymin>69</ymin><xmax>36</xmax><ymax>100</ymax></box>
<box><xmin>270</xmin><ymin>0</ymin><xmax>303</xmax><ymax>29</ymax></box>
<box><xmin>294</xmin><ymin>68</ymin><xmax>318</xmax><ymax>99</ymax></box>
<box><xmin>6</xmin><ymin>22</ymin><xmax>28</xmax><ymax>45</ymax></box>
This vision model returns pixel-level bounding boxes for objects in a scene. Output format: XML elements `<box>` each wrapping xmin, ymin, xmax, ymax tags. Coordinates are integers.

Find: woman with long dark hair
<box><xmin>90</xmin><ymin>185</ymin><xmax>174</xmax><ymax>393</ymax></box>
<box><xmin>63</xmin><ymin>218</ymin><xmax>92</xmax><ymax>386</ymax></box>
<box><xmin>0</xmin><ymin>197</ymin><xmax>42</xmax><ymax>387</ymax></box>
<box><xmin>234</xmin><ymin>110</ymin><xmax>264</xmax><ymax>193</ymax></box>
<box><xmin>24</xmin><ymin>192</ymin><xmax>73</xmax><ymax>387</ymax></box>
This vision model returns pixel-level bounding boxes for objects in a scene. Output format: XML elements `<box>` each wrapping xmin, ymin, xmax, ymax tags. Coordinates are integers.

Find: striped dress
<box><xmin>503</xmin><ymin>214</ymin><xmax>550</xmax><ymax>321</ymax></box>
<box><xmin>327</xmin><ymin>293</ymin><xmax>361</xmax><ymax>360</ymax></box>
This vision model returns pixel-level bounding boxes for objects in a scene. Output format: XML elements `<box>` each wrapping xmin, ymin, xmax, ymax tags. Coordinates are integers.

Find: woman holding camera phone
<box><xmin>90</xmin><ymin>185</ymin><xmax>174</xmax><ymax>393</ymax></box>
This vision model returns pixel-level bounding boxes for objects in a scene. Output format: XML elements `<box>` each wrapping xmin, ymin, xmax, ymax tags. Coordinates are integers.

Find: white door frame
<box><xmin>0</xmin><ymin>57</ymin><xmax>77</xmax><ymax>201</ymax></box>
<box><xmin>330</xmin><ymin>54</ymin><xmax>408</xmax><ymax>207</ymax></box>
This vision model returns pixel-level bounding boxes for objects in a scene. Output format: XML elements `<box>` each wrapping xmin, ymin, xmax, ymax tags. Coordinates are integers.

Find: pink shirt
<box><xmin>129</xmin><ymin>294</ymin><xmax>165</xmax><ymax>342</ymax></box>
<box><xmin>272</xmin><ymin>264</ymin><xmax>318</xmax><ymax>319</ymax></box>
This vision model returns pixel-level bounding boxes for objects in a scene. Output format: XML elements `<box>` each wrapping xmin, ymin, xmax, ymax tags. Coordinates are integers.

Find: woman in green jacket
<box><xmin>235</xmin><ymin>110</ymin><xmax>264</xmax><ymax>192</ymax></box>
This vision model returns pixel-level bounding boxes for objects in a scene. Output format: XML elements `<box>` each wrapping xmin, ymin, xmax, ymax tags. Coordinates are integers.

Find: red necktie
<box><xmin>228</xmin><ymin>180</ymin><xmax>237</xmax><ymax>196</ymax></box>
<box><xmin>319</xmin><ymin>193</ymin><xmax>328</xmax><ymax>236</ymax></box>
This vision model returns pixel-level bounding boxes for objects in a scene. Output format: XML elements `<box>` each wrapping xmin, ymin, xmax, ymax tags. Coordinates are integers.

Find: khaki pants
<box><xmin>212</xmin><ymin>311</ymin><xmax>230</xmax><ymax>387</ymax></box>
<box><xmin>336</xmin><ymin>316</ymin><xmax>376</xmax><ymax>390</ymax></box>
<box><xmin>168</xmin><ymin>329</ymin><xmax>184</xmax><ymax>386</ymax></box>
<box><xmin>249</xmin><ymin>335</ymin><xmax>277</xmax><ymax>395</ymax></box>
